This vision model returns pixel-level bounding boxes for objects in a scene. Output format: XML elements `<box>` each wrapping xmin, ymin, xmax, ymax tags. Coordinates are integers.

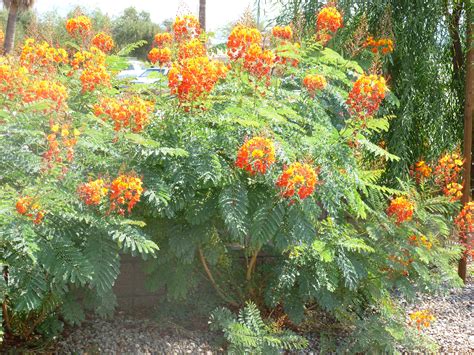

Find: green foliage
<box><xmin>210</xmin><ymin>302</ymin><xmax>308</xmax><ymax>354</ymax></box>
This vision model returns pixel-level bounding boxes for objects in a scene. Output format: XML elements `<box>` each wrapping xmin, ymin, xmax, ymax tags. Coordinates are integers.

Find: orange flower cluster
<box><xmin>110</xmin><ymin>174</ymin><xmax>144</xmax><ymax>215</ymax></box>
<box><xmin>455</xmin><ymin>202</ymin><xmax>474</xmax><ymax>256</ymax></box>
<box><xmin>444</xmin><ymin>182</ymin><xmax>463</xmax><ymax>201</ymax></box>
<box><xmin>92</xmin><ymin>32</ymin><xmax>114</xmax><ymax>53</ymax></box>
<box><xmin>0</xmin><ymin>63</ymin><xmax>28</xmax><ymax>101</ymax></box>
<box><xmin>168</xmin><ymin>56</ymin><xmax>227</xmax><ymax>104</ymax></box>
<box><xmin>20</xmin><ymin>39</ymin><xmax>68</xmax><ymax>73</ymax></box>
<box><xmin>276</xmin><ymin>162</ymin><xmax>319</xmax><ymax>200</ymax></box>
<box><xmin>66</xmin><ymin>15</ymin><xmax>92</xmax><ymax>38</ymax></box>
<box><xmin>235</xmin><ymin>137</ymin><xmax>276</xmax><ymax>175</ymax></box>
<box><xmin>227</xmin><ymin>25</ymin><xmax>263</xmax><ymax>61</ymax></box>
<box><xmin>178</xmin><ymin>38</ymin><xmax>206</xmax><ymax>60</ymax></box>
<box><xmin>148</xmin><ymin>47</ymin><xmax>172</xmax><ymax>66</ymax></box>
<box><xmin>43</xmin><ymin>123</ymin><xmax>80</xmax><ymax>168</ymax></box>
<box><xmin>434</xmin><ymin>152</ymin><xmax>463</xmax><ymax>201</ymax></box>
<box><xmin>346</xmin><ymin>74</ymin><xmax>387</xmax><ymax>118</ymax></box>
<box><xmin>173</xmin><ymin>15</ymin><xmax>202</xmax><ymax>42</ymax></box>
<box><xmin>365</xmin><ymin>36</ymin><xmax>394</xmax><ymax>55</ymax></box>
<box><xmin>303</xmin><ymin>73</ymin><xmax>327</xmax><ymax>96</ymax></box>
<box><xmin>149</xmin><ymin>31</ymin><xmax>173</xmax><ymax>66</ymax></box>
<box><xmin>23</xmin><ymin>79</ymin><xmax>68</xmax><ymax>109</ymax></box>
<box><xmin>242</xmin><ymin>43</ymin><xmax>275</xmax><ymax>84</ymax></box>
<box><xmin>409</xmin><ymin>235</ymin><xmax>432</xmax><ymax>250</ymax></box>
<box><xmin>16</xmin><ymin>196</ymin><xmax>45</xmax><ymax>224</ymax></box>
<box><xmin>78</xmin><ymin>178</ymin><xmax>109</xmax><ymax>205</ymax></box>
<box><xmin>411</xmin><ymin>160</ymin><xmax>432</xmax><ymax>182</ymax></box>
<box><xmin>272</xmin><ymin>26</ymin><xmax>293</xmax><ymax>40</ymax></box>
<box><xmin>78</xmin><ymin>174</ymin><xmax>144</xmax><ymax>215</ymax></box>
<box><xmin>93</xmin><ymin>96</ymin><xmax>154</xmax><ymax>133</ymax></box>
<box><xmin>154</xmin><ymin>32</ymin><xmax>173</xmax><ymax>46</ymax></box>
<box><xmin>317</xmin><ymin>7</ymin><xmax>343</xmax><ymax>33</ymax></box>
<box><xmin>71</xmin><ymin>47</ymin><xmax>110</xmax><ymax>92</ymax></box>
<box><xmin>387</xmin><ymin>196</ymin><xmax>414</xmax><ymax>224</ymax></box>
<box><xmin>409</xmin><ymin>310</ymin><xmax>435</xmax><ymax>330</ymax></box>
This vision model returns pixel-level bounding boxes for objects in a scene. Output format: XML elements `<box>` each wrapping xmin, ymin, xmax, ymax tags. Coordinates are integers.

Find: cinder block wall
<box><xmin>113</xmin><ymin>254</ymin><xmax>162</xmax><ymax>311</ymax></box>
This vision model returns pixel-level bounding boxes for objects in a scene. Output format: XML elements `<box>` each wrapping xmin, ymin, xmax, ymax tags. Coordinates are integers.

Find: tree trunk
<box><xmin>199</xmin><ymin>0</ymin><xmax>206</xmax><ymax>31</ymax></box>
<box><xmin>459</xmin><ymin>0</ymin><xmax>474</xmax><ymax>282</ymax></box>
<box><xmin>4</xmin><ymin>2</ymin><xmax>19</xmax><ymax>55</ymax></box>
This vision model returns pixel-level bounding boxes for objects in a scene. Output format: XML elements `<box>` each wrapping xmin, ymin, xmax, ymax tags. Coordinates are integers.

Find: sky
<box><xmin>32</xmin><ymin>0</ymin><xmax>264</xmax><ymax>32</ymax></box>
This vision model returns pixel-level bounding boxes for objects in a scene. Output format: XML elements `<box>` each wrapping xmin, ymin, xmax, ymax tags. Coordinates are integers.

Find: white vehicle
<box><xmin>131</xmin><ymin>68</ymin><xmax>170</xmax><ymax>85</ymax></box>
<box><xmin>117</xmin><ymin>60</ymin><xmax>145</xmax><ymax>79</ymax></box>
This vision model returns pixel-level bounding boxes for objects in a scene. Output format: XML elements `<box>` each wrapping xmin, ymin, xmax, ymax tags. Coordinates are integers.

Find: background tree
<box><xmin>459</xmin><ymin>0</ymin><xmax>473</xmax><ymax>281</ymax></box>
<box><xmin>199</xmin><ymin>0</ymin><xmax>206</xmax><ymax>31</ymax></box>
<box><xmin>2</xmin><ymin>0</ymin><xmax>35</xmax><ymax>54</ymax></box>
<box><xmin>112</xmin><ymin>7</ymin><xmax>160</xmax><ymax>59</ymax></box>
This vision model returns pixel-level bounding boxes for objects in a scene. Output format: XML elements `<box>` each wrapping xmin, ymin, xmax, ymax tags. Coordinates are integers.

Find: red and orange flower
<box><xmin>365</xmin><ymin>36</ymin><xmax>394</xmax><ymax>55</ymax></box>
<box><xmin>387</xmin><ymin>196</ymin><xmax>414</xmax><ymax>224</ymax></box>
<box><xmin>154</xmin><ymin>32</ymin><xmax>173</xmax><ymax>46</ymax></box>
<box><xmin>16</xmin><ymin>196</ymin><xmax>45</xmax><ymax>224</ymax></box>
<box><xmin>346</xmin><ymin>74</ymin><xmax>387</xmax><ymax>118</ymax></box>
<box><xmin>242</xmin><ymin>43</ymin><xmax>275</xmax><ymax>84</ymax></box>
<box><xmin>148</xmin><ymin>47</ymin><xmax>172</xmax><ymax>65</ymax></box>
<box><xmin>92</xmin><ymin>32</ymin><xmax>114</xmax><ymax>53</ymax></box>
<box><xmin>93</xmin><ymin>96</ymin><xmax>154</xmax><ymax>133</ymax></box>
<box><xmin>109</xmin><ymin>174</ymin><xmax>144</xmax><ymax>215</ymax></box>
<box><xmin>173</xmin><ymin>15</ymin><xmax>201</xmax><ymax>42</ymax></box>
<box><xmin>66</xmin><ymin>15</ymin><xmax>92</xmax><ymax>38</ymax></box>
<box><xmin>272</xmin><ymin>26</ymin><xmax>293</xmax><ymax>40</ymax></box>
<box><xmin>409</xmin><ymin>310</ymin><xmax>435</xmax><ymax>330</ymax></box>
<box><xmin>317</xmin><ymin>7</ymin><xmax>343</xmax><ymax>33</ymax></box>
<box><xmin>168</xmin><ymin>56</ymin><xmax>227</xmax><ymax>105</ymax></box>
<box><xmin>227</xmin><ymin>25</ymin><xmax>263</xmax><ymax>61</ymax></box>
<box><xmin>276</xmin><ymin>162</ymin><xmax>319</xmax><ymax>200</ymax></box>
<box><xmin>235</xmin><ymin>137</ymin><xmax>276</xmax><ymax>175</ymax></box>
<box><xmin>177</xmin><ymin>39</ymin><xmax>206</xmax><ymax>60</ymax></box>
<box><xmin>303</xmin><ymin>73</ymin><xmax>327</xmax><ymax>96</ymax></box>
<box><xmin>78</xmin><ymin>178</ymin><xmax>109</xmax><ymax>206</ymax></box>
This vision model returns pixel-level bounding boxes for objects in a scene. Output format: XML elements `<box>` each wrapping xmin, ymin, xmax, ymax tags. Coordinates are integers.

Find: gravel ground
<box><xmin>53</xmin><ymin>312</ymin><xmax>223</xmax><ymax>354</ymax></box>
<box><xmin>404</xmin><ymin>279</ymin><xmax>474</xmax><ymax>353</ymax></box>
<box><xmin>43</xmin><ymin>279</ymin><xmax>474</xmax><ymax>353</ymax></box>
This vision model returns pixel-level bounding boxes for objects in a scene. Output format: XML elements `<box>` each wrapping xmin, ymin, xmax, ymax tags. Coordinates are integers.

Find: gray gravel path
<box><xmin>50</xmin><ymin>281</ymin><xmax>473</xmax><ymax>354</ymax></box>
<box><xmin>404</xmin><ymin>280</ymin><xmax>473</xmax><ymax>353</ymax></box>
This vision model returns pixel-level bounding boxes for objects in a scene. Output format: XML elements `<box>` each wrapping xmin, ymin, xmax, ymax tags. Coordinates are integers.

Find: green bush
<box><xmin>0</xmin><ymin>11</ymin><xmax>463</xmax><ymax>352</ymax></box>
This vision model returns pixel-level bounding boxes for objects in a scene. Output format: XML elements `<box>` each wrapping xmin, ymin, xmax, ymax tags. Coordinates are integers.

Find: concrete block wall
<box><xmin>113</xmin><ymin>254</ymin><xmax>162</xmax><ymax>311</ymax></box>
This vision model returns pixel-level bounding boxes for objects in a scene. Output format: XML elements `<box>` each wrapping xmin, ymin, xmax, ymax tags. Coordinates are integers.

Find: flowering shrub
<box><xmin>0</xmin><ymin>11</ymin><xmax>463</xmax><ymax>353</ymax></box>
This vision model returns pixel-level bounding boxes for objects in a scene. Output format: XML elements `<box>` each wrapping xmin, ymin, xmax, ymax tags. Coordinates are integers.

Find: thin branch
<box><xmin>198</xmin><ymin>248</ymin><xmax>239</xmax><ymax>307</ymax></box>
